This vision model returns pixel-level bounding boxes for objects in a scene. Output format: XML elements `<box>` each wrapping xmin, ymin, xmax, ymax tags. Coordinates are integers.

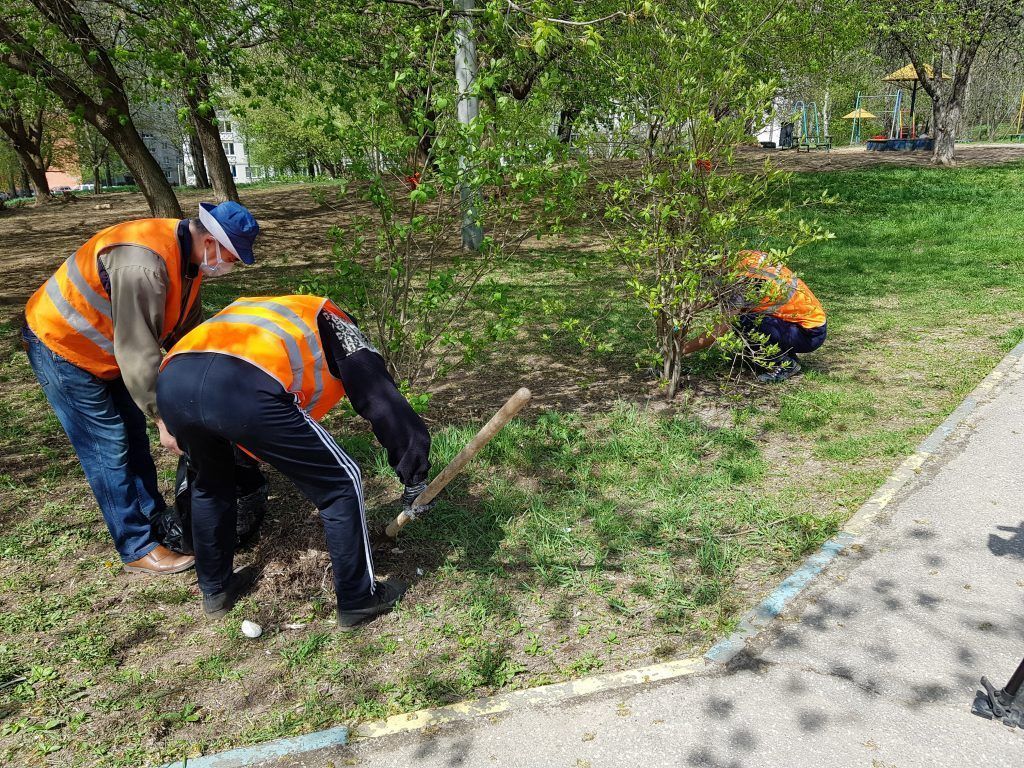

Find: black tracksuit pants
<box><xmin>156</xmin><ymin>352</ymin><xmax>375</xmax><ymax>608</ymax></box>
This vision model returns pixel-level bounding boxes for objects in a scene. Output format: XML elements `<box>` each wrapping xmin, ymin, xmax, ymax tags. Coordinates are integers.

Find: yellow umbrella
<box><xmin>882</xmin><ymin>63</ymin><xmax>950</xmax><ymax>83</ymax></box>
<box><xmin>881</xmin><ymin>64</ymin><xmax>948</xmax><ymax>138</ymax></box>
<box><xmin>842</xmin><ymin>108</ymin><xmax>877</xmax><ymax>119</ymax></box>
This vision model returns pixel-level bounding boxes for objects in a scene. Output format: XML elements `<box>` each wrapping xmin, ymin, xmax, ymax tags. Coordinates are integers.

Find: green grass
<box><xmin>2</xmin><ymin>162</ymin><xmax>1024</xmax><ymax>765</ymax></box>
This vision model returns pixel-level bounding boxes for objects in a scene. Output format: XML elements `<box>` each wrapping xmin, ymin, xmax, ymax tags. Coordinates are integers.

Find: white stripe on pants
<box><xmin>300</xmin><ymin>407</ymin><xmax>376</xmax><ymax>594</ymax></box>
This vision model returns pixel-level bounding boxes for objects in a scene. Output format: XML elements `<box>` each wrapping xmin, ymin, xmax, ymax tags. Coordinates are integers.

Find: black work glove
<box><xmin>401</xmin><ymin>481</ymin><xmax>434</xmax><ymax>518</ymax></box>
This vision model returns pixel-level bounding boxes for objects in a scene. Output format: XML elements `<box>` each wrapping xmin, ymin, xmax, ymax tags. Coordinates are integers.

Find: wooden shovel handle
<box><xmin>385</xmin><ymin>387</ymin><xmax>532</xmax><ymax>538</ymax></box>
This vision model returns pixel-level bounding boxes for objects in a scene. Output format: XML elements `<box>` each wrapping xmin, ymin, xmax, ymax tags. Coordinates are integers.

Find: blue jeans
<box><xmin>22</xmin><ymin>326</ymin><xmax>164</xmax><ymax>563</ymax></box>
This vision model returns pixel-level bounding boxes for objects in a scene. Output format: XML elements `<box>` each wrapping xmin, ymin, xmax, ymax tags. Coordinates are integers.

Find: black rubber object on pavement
<box><xmin>972</xmin><ymin>656</ymin><xmax>1024</xmax><ymax>728</ymax></box>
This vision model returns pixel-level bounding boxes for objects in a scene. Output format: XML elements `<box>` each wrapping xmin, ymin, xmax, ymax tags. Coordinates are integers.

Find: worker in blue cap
<box><xmin>22</xmin><ymin>201</ymin><xmax>261</xmax><ymax>576</ymax></box>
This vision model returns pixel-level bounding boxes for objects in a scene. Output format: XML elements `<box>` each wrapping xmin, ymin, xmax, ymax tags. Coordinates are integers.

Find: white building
<box><xmin>182</xmin><ymin>112</ymin><xmax>266</xmax><ymax>186</ymax></box>
<box><xmin>141</xmin><ymin>131</ymin><xmax>184</xmax><ymax>186</ymax></box>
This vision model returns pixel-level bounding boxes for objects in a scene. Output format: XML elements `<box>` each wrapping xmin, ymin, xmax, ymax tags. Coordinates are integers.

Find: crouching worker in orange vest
<box><xmin>21</xmin><ymin>202</ymin><xmax>260</xmax><ymax>575</ymax></box>
<box><xmin>156</xmin><ymin>295</ymin><xmax>432</xmax><ymax>628</ymax></box>
<box><xmin>682</xmin><ymin>251</ymin><xmax>826</xmax><ymax>383</ymax></box>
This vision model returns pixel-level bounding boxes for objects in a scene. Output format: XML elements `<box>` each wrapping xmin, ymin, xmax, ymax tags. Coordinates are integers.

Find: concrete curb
<box><xmin>163</xmin><ymin>726</ymin><xmax>350</xmax><ymax>768</ymax></box>
<box><xmin>163</xmin><ymin>339</ymin><xmax>1024</xmax><ymax>767</ymax></box>
<box><xmin>706</xmin><ymin>339</ymin><xmax>1024</xmax><ymax>664</ymax></box>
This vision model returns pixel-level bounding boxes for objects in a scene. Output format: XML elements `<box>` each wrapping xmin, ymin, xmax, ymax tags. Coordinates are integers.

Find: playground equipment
<box><xmin>841</xmin><ymin>107</ymin><xmax>877</xmax><ymax>144</ymax></box>
<box><xmin>791</xmin><ymin>101</ymin><xmax>831</xmax><ymax>151</ymax></box>
<box><xmin>1014</xmin><ymin>89</ymin><xmax>1024</xmax><ymax>142</ymax></box>
<box><xmin>846</xmin><ymin>91</ymin><xmax>903</xmax><ymax>145</ymax></box>
<box><xmin>849</xmin><ymin>65</ymin><xmax>952</xmax><ymax>150</ymax></box>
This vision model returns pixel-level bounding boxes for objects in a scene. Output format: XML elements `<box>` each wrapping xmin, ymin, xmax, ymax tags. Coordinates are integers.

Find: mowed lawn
<box><xmin>1</xmin><ymin>162</ymin><xmax>1023</xmax><ymax>766</ymax></box>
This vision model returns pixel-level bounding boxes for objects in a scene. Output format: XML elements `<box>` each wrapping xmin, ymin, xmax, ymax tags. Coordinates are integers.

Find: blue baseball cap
<box><xmin>198</xmin><ymin>201</ymin><xmax>260</xmax><ymax>265</ymax></box>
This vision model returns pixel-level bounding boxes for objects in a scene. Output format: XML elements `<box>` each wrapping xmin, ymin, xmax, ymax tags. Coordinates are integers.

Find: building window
<box><xmin>223</xmin><ymin>142</ymin><xmax>235</xmax><ymax>156</ymax></box>
<box><xmin>221</xmin><ymin>121</ymin><xmax>232</xmax><ymax>133</ymax></box>
<box><xmin>230</xmin><ymin>165</ymin><xmax>237</xmax><ymax>178</ymax></box>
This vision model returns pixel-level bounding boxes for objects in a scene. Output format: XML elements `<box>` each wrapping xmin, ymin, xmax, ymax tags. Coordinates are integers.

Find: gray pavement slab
<box><xmin>270</xmin><ymin>360</ymin><xmax>1024</xmax><ymax>768</ymax></box>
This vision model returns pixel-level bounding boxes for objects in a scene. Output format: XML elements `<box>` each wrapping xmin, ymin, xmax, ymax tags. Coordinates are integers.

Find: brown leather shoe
<box><xmin>124</xmin><ymin>544</ymin><xmax>195</xmax><ymax>575</ymax></box>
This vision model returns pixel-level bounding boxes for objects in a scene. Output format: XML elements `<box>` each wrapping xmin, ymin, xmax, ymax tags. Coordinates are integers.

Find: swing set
<box><xmin>845</xmin><ymin>91</ymin><xmax>906</xmax><ymax>145</ymax></box>
<box><xmin>1012</xmin><ymin>90</ymin><xmax>1024</xmax><ymax>142</ymax></box>
<box><xmin>775</xmin><ymin>101</ymin><xmax>831</xmax><ymax>151</ymax></box>
<box><xmin>847</xmin><ymin>65</ymin><xmax>949</xmax><ymax>150</ymax></box>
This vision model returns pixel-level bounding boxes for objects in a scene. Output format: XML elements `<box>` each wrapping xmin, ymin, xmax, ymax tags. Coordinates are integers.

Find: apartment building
<box><xmin>182</xmin><ymin>113</ymin><xmax>265</xmax><ymax>186</ymax></box>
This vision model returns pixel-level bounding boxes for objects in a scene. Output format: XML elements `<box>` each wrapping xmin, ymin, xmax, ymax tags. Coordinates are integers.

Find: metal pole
<box><xmin>909</xmin><ymin>81</ymin><xmax>918</xmax><ymax>138</ymax></box>
<box><xmin>1006</xmin><ymin>656</ymin><xmax>1024</xmax><ymax>698</ymax></box>
<box><xmin>822</xmin><ymin>90</ymin><xmax>830</xmax><ymax>143</ymax></box>
<box><xmin>852</xmin><ymin>92</ymin><xmax>860</xmax><ymax>145</ymax></box>
<box><xmin>455</xmin><ymin>0</ymin><xmax>483</xmax><ymax>251</ymax></box>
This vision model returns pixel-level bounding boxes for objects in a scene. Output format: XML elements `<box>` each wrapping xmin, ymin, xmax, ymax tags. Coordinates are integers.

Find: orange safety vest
<box><xmin>162</xmin><ymin>295</ymin><xmax>348</xmax><ymax>421</ymax></box>
<box><xmin>25</xmin><ymin>219</ymin><xmax>202</xmax><ymax>379</ymax></box>
<box><xmin>739</xmin><ymin>251</ymin><xmax>826</xmax><ymax>329</ymax></box>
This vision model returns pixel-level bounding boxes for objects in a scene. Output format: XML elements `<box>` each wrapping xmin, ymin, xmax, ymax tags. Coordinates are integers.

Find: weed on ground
<box><xmin>1</xmin><ymin>162</ymin><xmax>1023</xmax><ymax>765</ymax></box>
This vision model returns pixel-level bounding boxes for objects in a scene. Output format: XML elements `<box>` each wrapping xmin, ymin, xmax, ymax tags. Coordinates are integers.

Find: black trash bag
<box><xmin>151</xmin><ymin>460</ymin><xmax>193</xmax><ymax>554</ymax></box>
<box><xmin>159</xmin><ymin>449</ymin><xmax>269</xmax><ymax>554</ymax></box>
<box><xmin>233</xmin><ymin>449</ymin><xmax>269</xmax><ymax>548</ymax></box>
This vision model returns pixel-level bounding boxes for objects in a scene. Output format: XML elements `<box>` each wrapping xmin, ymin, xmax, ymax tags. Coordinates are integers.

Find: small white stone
<box><xmin>416</xmin><ymin>568</ymin><xmax>424</xmax><ymax>576</ymax></box>
<box><xmin>241</xmin><ymin>620</ymin><xmax>263</xmax><ymax>639</ymax></box>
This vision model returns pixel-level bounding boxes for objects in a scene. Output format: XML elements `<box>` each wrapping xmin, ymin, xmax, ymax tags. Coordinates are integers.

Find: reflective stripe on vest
<box><xmin>65</xmin><ymin>255</ymin><xmax>113</xmax><ymax>319</ymax></box>
<box><xmin>163</xmin><ymin>295</ymin><xmax>346</xmax><ymax>420</ymax></box>
<box><xmin>740</xmin><ymin>251</ymin><xmax>825</xmax><ymax>328</ymax></box>
<box><xmin>25</xmin><ymin>219</ymin><xmax>195</xmax><ymax>379</ymax></box>
<box><xmin>746</xmin><ymin>267</ymin><xmax>800</xmax><ymax>315</ymax></box>
<box><xmin>43</xmin><ymin>275</ymin><xmax>114</xmax><ymax>355</ymax></box>
<box><xmin>231</xmin><ymin>299</ymin><xmax>326</xmax><ymax>414</ymax></box>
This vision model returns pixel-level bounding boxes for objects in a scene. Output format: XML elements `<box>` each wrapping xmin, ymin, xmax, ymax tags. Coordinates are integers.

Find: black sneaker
<box><xmin>756</xmin><ymin>358</ymin><xmax>802</xmax><ymax>383</ymax></box>
<box><xmin>202</xmin><ymin>567</ymin><xmax>257</xmax><ymax>619</ymax></box>
<box><xmin>337</xmin><ymin>579</ymin><xmax>408</xmax><ymax>630</ymax></box>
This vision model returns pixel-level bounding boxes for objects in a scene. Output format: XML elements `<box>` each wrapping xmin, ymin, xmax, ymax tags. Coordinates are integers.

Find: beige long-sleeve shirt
<box><xmin>99</xmin><ymin>244</ymin><xmax>201</xmax><ymax>419</ymax></box>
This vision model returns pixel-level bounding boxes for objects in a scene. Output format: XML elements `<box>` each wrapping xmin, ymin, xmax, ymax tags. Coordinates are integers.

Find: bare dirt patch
<box><xmin>2</xmin><ymin>158</ymin><xmax>1023</xmax><ymax>766</ymax></box>
<box><xmin>733</xmin><ymin>141</ymin><xmax>1024</xmax><ymax>173</ymax></box>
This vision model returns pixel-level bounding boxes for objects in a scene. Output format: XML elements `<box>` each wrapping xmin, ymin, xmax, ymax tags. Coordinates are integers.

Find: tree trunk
<box><xmin>188</xmin><ymin>122</ymin><xmax>211</xmax><ymax>188</ymax></box>
<box><xmin>186</xmin><ymin>86</ymin><xmax>238</xmax><ymax>203</ymax></box>
<box><xmin>931</xmin><ymin>99</ymin><xmax>961</xmax><ymax>165</ymax></box>
<box><xmin>0</xmin><ymin>108</ymin><xmax>51</xmax><ymax>203</ymax></box>
<box><xmin>0</xmin><ymin>15</ymin><xmax>183</xmax><ymax>213</ymax></box>
<box><xmin>12</xmin><ymin>149</ymin><xmax>50</xmax><ymax>203</ymax></box>
<box><xmin>557</xmin><ymin>107</ymin><xmax>580</xmax><ymax>145</ymax></box>
<box><xmin>92</xmin><ymin>163</ymin><xmax>101</xmax><ymax>193</ymax></box>
<box><xmin>97</xmin><ymin>113</ymin><xmax>182</xmax><ymax>216</ymax></box>
<box><xmin>104</xmin><ymin>159</ymin><xmax>112</xmax><ymax>188</ymax></box>
<box><xmin>6</xmin><ymin>142</ymin><xmax>50</xmax><ymax>202</ymax></box>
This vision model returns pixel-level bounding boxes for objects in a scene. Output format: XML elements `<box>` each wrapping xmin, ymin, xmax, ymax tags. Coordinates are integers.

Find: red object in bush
<box><xmin>405</xmin><ymin>172</ymin><xmax>421</xmax><ymax>190</ymax></box>
<box><xmin>695</xmin><ymin>158</ymin><xmax>712</xmax><ymax>173</ymax></box>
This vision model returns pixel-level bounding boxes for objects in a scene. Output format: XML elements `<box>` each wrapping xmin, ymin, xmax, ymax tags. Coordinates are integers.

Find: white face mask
<box><xmin>199</xmin><ymin>241</ymin><xmax>236</xmax><ymax>277</ymax></box>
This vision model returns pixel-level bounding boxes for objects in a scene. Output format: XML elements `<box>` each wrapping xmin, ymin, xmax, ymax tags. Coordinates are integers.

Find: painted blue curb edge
<box><xmin>704</xmin><ymin>533</ymin><xmax>854</xmax><ymax>664</ymax></box>
<box><xmin>705</xmin><ymin>338</ymin><xmax>1024</xmax><ymax>667</ymax></box>
<box><xmin>161</xmin><ymin>339</ymin><xmax>1024</xmax><ymax>766</ymax></box>
<box><xmin>162</xmin><ymin>725</ymin><xmax>348</xmax><ymax>768</ymax></box>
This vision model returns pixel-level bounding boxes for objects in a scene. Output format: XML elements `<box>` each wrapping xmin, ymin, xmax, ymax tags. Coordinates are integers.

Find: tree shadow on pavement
<box><xmin>988</xmin><ymin>521</ymin><xmax>1024</xmax><ymax>560</ymax></box>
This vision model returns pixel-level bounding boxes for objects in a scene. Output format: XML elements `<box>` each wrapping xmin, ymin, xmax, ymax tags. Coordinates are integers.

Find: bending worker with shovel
<box><xmin>156</xmin><ymin>295</ymin><xmax>431</xmax><ymax>628</ymax></box>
